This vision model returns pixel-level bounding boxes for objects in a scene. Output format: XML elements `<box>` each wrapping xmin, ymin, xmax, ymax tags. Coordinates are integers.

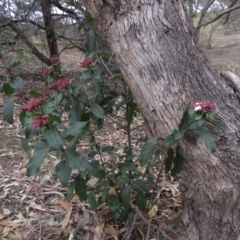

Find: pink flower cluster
<box><xmin>48</xmin><ymin>78</ymin><xmax>69</xmax><ymax>90</ymax></box>
<box><xmin>50</xmin><ymin>57</ymin><xmax>60</xmax><ymax>64</ymax></box>
<box><xmin>42</xmin><ymin>66</ymin><xmax>54</xmax><ymax>76</ymax></box>
<box><xmin>21</xmin><ymin>97</ymin><xmax>46</xmax><ymax>111</ymax></box>
<box><xmin>192</xmin><ymin>101</ymin><xmax>216</xmax><ymax>112</ymax></box>
<box><xmin>32</xmin><ymin>115</ymin><xmax>49</xmax><ymax>128</ymax></box>
<box><xmin>80</xmin><ymin>56</ymin><xmax>94</xmax><ymax>68</ymax></box>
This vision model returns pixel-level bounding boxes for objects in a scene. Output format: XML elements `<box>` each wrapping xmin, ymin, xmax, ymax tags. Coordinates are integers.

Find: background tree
<box><xmin>80</xmin><ymin>0</ymin><xmax>240</xmax><ymax>239</ymax></box>
<box><xmin>184</xmin><ymin>0</ymin><xmax>240</xmax><ymax>37</ymax></box>
<box><xmin>0</xmin><ymin>0</ymin><xmax>85</xmax><ymax>67</ymax></box>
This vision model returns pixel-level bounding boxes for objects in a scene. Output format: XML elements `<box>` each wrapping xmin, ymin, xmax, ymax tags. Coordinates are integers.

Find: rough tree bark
<box><xmin>80</xmin><ymin>0</ymin><xmax>240</xmax><ymax>239</ymax></box>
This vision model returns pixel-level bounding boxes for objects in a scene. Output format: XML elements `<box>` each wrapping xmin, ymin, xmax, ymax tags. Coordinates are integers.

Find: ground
<box><xmin>0</xmin><ymin>27</ymin><xmax>239</xmax><ymax>240</ymax></box>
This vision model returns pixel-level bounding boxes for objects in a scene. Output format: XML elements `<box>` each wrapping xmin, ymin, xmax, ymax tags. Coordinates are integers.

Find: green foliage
<box><xmin>139</xmin><ymin>138</ymin><xmax>157</xmax><ymax>166</ymax></box>
<box><xmin>1</xmin><ymin>57</ymin><xmax>24</xmax><ymax>124</ymax></box>
<box><xmin>164</xmin><ymin>106</ymin><xmax>218</xmax><ymax>174</ymax></box>
<box><xmin>3</xmin><ymin>96</ymin><xmax>14</xmax><ymax>124</ymax></box>
<box><xmin>27</xmin><ymin>140</ymin><xmax>49</xmax><ymax>176</ymax></box>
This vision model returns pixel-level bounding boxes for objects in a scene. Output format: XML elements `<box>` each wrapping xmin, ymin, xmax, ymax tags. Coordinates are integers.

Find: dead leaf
<box><xmin>159</xmin><ymin>182</ymin><xmax>179</xmax><ymax>197</ymax></box>
<box><xmin>148</xmin><ymin>205</ymin><xmax>158</xmax><ymax>218</ymax></box>
<box><xmin>58</xmin><ymin>200</ymin><xmax>72</xmax><ymax>230</ymax></box>
<box><xmin>4</xmin><ymin>230</ymin><xmax>22</xmax><ymax>240</ymax></box>
<box><xmin>104</xmin><ymin>225</ymin><xmax>119</xmax><ymax>236</ymax></box>
<box><xmin>29</xmin><ymin>202</ymin><xmax>47</xmax><ymax>211</ymax></box>
<box><xmin>2</xmin><ymin>226</ymin><xmax>11</xmax><ymax>237</ymax></box>
<box><xmin>94</xmin><ymin>223</ymin><xmax>104</xmax><ymax>240</ymax></box>
<box><xmin>109</xmin><ymin>187</ymin><xmax>117</xmax><ymax>196</ymax></box>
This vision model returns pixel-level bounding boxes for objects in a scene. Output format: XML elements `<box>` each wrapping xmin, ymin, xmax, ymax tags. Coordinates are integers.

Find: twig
<box><xmin>153</xmin><ymin>163</ymin><xmax>164</xmax><ymax>192</ymax></box>
<box><xmin>125</xmin><ymin>214</ymin><xmax>137</xmax><ymax>240</ymax></box>
<box><xmin>146</xmin><ymin>222</ymin><xmax>151</xmax><ymax>240</ymax></box>
<box><xmin>100</xmin><ymin>56</ymin><xmax>113</xmax><ymax>76</ymax></box>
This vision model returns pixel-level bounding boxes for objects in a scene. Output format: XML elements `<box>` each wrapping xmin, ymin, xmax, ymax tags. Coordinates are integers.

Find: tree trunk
<box><xmin>81</xmin><ymin>0</ymin><xmax>240</xmax><ymax>239</ymax></box>
<box><xmin>40</xmin><ymin>0</ymin><xmax>60</xmax><ymax>70</ymax></box>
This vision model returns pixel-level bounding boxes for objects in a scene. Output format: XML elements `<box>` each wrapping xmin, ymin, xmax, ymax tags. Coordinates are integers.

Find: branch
<box><xmin>9</xmin><ymin>23</ymin><xmax>50</xmax><ymax>65</ymax></box>
<box><xmin>223</xmin><ymin>0</ymin><xmax>239</xmax><ymax>25</ymax></box>
<box><xmin>51</xmin><ymin>0</ymin><xmax>83</xmax><ymax>21</ymax></box>
<box><xmin>197</xmin><ymin>0</ymin><xmax>215</xmax><ymax>27</ymax></box>
<box><xmin>196</xmin><ymin>4</ymin><xmax>240</xmax><ymax>30</ymax></box>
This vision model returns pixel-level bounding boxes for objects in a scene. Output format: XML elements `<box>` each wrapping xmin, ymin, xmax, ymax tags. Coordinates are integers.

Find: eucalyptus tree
<box><xmin>80</xmin><ymin>0</ymin><xmax>240</xmax><ymax>239</ymax></box>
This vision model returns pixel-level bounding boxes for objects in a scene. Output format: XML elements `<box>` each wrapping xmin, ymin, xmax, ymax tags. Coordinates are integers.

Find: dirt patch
<box><xmin>203</xmin><ymin>30</ymin><xmax>240</xmax><ymax>76</ymax></box>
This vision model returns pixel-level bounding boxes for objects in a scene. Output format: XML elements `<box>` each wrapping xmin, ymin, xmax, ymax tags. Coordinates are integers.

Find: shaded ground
<box><xmin>1</xmin><ymin>27</ymin><xmax>240</xmax><ymax>239</ymax></box>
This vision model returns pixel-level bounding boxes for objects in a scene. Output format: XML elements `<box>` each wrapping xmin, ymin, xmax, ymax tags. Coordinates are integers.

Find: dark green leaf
<box><xmin>42</xmin><ymin>102</ymin><xmax>56</xmax><ymax>115</ymax></box>
<box><xmin>9</xmin><ymin>76</ymin><xmax>24</xmax><ymax>90</ymax></box>
<box><xmin>173</xmin><ymin>131</ymin><xmax>184</xmax><ymax>141</ymax></box>
<box><xmin>122</xmin><ymin>185</ymin><xmax>132</xmax><ymax>203</ymax></box>
<box><xmin>44</xmin><ymin>126</ymin><xmax>63</xmax><ymax>151</ymax></box>
<box><xmin>25</xmin><ymin>123</ymin><xmax>37</xmax><ymax>139</ymax></box>
<box><xmin>21</xmin><ymin>138</ymin><xmax>29</xmax><ymax>153</ymax></box>
<box><xmin>51</xmin><ymin>115</ymin><xmax>61</xmax><ymax>123</ymax></box>
<box><xmin>86</xmin><ymin>14</ymin><xmax>95</xmax><ymax>27</ymax></box>
<box><xmin>102</xmin><ymin>146</ymin><xmax>115</xmax><ymax>152</ymax></box>
<box><xmin>55</xmin><ymin>92</ymin><xmax>63</xmax><ymax>104</ymax></box>
<box><xmin>64</xmin><ymin>121</ymin><xmax>88</xmax><ymax>138</ymax></box>
<box><xmin>165</xmin><ymin>148</ymin><xmax>174</xmax><ymax>173</ymax></box>
<box><xmin>3</xmin><ymin>96</ymin><xmax>14</xmax><ymax>124</ymax></box>
<box><xmin>2</xmin><ymin>83</ymin><xmax>14</xmax><ymax>96</ymax></box>
<box><xmin>171</xmin><ymin>145</ymin><xmax>185</xmax><ymax>176</ymax></box>
<box><xmin>125</xmin><ymin>161</ymin><xmax>137</xmax><ymax>171</ymax></box>
<box><xmin>19</xmin><ymin>111</ymin><xmax>26</xmax><ymax>126</ymax></box>
<box><xmin>64</xmin><ymin>150</ymin><xmax>83</xmax><ymax>169</ymax></box>
<box><xmin>75</xmin><ymin>175</ymin><xmax>87</xmax><ymax>201</ymax></box>
<box><xmin>125</xmin><ymin>106</ymin><xmax>134</xmax><ymax>124</ymax></box>
<box><xmin>101</xmin><ymin>188</ymin><xmax>108</xmax><ymax>202</ymax></box>
<box><xmin>9</xmin><ymin>57</ymin><xmax>21</xmax><ymax>67</ymax></box>
<box><xmin>93</xmin><ymin>70</ymin><xmax>101</xmax><ymax>80</ymax></box>
<box><xmin>80</xmin><ymin>70</ymin><xmax>91</xmax><ymax>81</ymax></box>
<box><xmin>29</xmin><ymin>90</ymin><xmax>41</xmax><ymax>98</ymax></box>
<box><xmin>27</xmin><ymin>141</ymin><xmax>49</xmax><ymax>176</ymax></box>
<box><xmin>85</xmin><ymin>30</ymin><xmax>95</xmax><ymax>54</ymax></box>
<box><xmin>178</xmin><ymin>107</ymin><xmax>195</xmax><ymax>130</ymax></box>
<box><xmin>163</xmin><ymin>134</ymin><xmax>174</xmax><ymax>147</ymax></box>
<box><xmin>191</xmin><ymin>127</ymin><xmax>216</xmax><ymax>152</ymax></box>
<box><xmin>91</xmin><ymin>103</ymin><xmax>104</xmax><ymax>119</ymax></box>
<box><xmin>77</xmin><ymin>93</ymin><xmax>88</xmax><ymax>104</ymax></box>
<box><xmin>77</xmin><ymin>22</ymin><xmax>84</xmax><ymax>33</ymax></box>
<box><xmin>139</xmin><ymin>138</ymin><xmax>157</xmax><ymax>166</ymax></box>
<box><xmin>69</xmin><ymin>107</ymin><xmax>78</xmax><ymax>124</ymax></box>
<box><xmin>68</xmin><ymin>134</ymin><xmax>80</xmax><ymax>151</ymax></box>
<box><xmin>135</xmin><ymin>192</ymin><xmax>147</xmax><ymax>210</ymax></box>
<box><xmin>183</xmin><ymin>134</ymin><xmax>197</xmax><ymax>145</ymax></box>
<box><xmin>186</xmin><ymin>119</ymin><xmax>205</xmax><ymax>130</ymax></box>
<box><xmin>88</xmin><ymin>192</ymin><xmax>99</xmax><ymax>209</ymax></box>
<box><xmin>115</xmin><ymin>175</ymin><xmax>130</xmax><ymax>188</ymax></box>
<box><xmin>109</xmin><ymin>195</ymin><xmax>119</xmax><ymax>205</ymax></box>
<box><xmin>164</xmin><ymin>130</ymin><xmax>183</xmax><ymax>147</ymax></box>
<box><xmin>82</xmin><ymin>159</ymin><xmax>105</xmax><ymax>178</ymax></box>
<box><xmin>134</xmin><ymin>179</ymin><xmax>149</xmax><ymax>193</ymax></box>
<box><xmin>67</xmin><ymin>182</ymin><xmax>75</xmax><ymax>198</ymax></box>
<box><xmin>56</xmin><ymin>161</ymin><xmax>72</xmax><ymax>185</ymax></box>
